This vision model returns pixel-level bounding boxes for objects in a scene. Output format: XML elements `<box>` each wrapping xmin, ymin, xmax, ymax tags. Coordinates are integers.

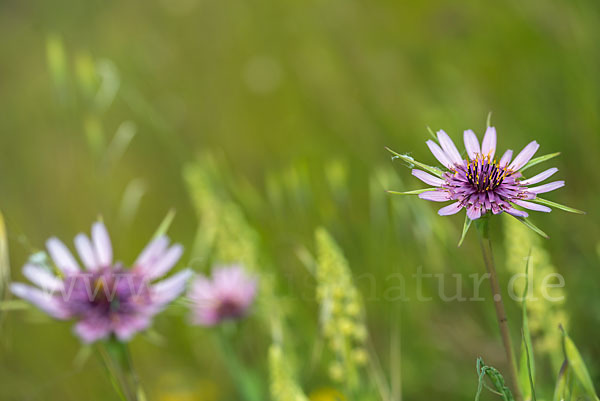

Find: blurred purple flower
<box><xmin>188</xmin><ymin>264</ymin><xmax>258</xmax><ymax>326</ymax></box>
<box><xmin>407</xmin><ymin>127</ymin><xmax>564</xmax><ymax>219</ymax></box>
<box><xmin>11</xmin><ymin>222</ymin><xmax>192</xmax><ymax>343</ymax></box>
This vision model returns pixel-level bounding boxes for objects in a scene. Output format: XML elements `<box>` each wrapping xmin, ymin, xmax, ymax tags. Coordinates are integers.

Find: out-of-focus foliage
<box><xmin>1</xmin><ymin>0</ymin><xmax>600</xmax><ymax>400</ymax></box>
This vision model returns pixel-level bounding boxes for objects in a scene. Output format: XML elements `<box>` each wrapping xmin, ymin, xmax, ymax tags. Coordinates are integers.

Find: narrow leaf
<box><xmin>152</xmin><ymin>209</ymin><xmax>176</xmax><ymax>239</ymax></box>
<box><xmin>519</xmin><ymin>252</ymin><xmax>536</xmax><ymax>401</ymax></box>
<box><xmin>553</xmin><ymin>360</ymin><xmax>569</xmax><ymax>401</ymax></box>
<box><xmin>0</xmin><ymin>210</ymin><xmax>9</xmax><ymax>300</ymax></box>
<box><xmin>563</xmin><ymin>332</ymin><xmax>599</xmax><ymax>401</ymax></box>
<box><xmin>487</xmin><ymin>111</ymin><xmax>493</xmax><ymax>127</ymax></box>
<box><xmin>531</xmin><ymin>197</ymin><xmax>585</xmax><ymax>215</ymax></box>
<box><xmin>520</xmin><ymin>152</ymin><xmax>561</xmax><ymax>172</ymax></box>
<box><xmin>386</xmin><ymin>188</ymin><xmax>436</xmax><ymax>195</ymax></box>
<box><xmin>385</xmin><ymin>147</ymin><xmax>445</xmax><ymax>178</ymax></box>
<box><xmin>458</xmin><ymin>215</ymin><xmax>472</xmax><ymax>247</ymax></box>
<box><xmin>513</xmin><ymin>216</ymin><xmax>549</xmax><ymax>239</ymax></box>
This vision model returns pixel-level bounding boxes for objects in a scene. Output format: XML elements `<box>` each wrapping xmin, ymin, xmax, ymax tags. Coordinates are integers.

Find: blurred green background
<box><xmin>1</xmin><ymin>0</ymin><xmax>599</xmax><ymax>400</ymax></box>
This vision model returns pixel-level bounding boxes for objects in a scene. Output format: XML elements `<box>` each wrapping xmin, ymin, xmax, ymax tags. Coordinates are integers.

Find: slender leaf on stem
<box><xmin>487</xmin><ymin>111</ymin><xmax>493</xmax><ymax>127</ymax></box>
<box><xmin>531</xmin><ymin>197</ymin><xmax>585</xmax><ymax>215</ymax></box>
<box><xmin>458</xmin><ymin>215</ymin><xmax>472</xmax><ymax>247</ymax></box>
<box><xmin>386</xmin><ymin>188</ymin><xmax>436</xmax><ymax>196</ymax></box>
<box><xmin>385</xmin><ymin>147</ymin><xmax>444</xmax><ymax>178</ymax></box>
<box><xmin>553</xmin><ymin>360</ymin><xmax>570</xmax><ymax>401</ymax></box>
<box><xmin>426</xmin><ymin>126</ymin><xmax>436</xmax><ymax>140</ymax></box>
<box><xmin>519</xmin><ymin>252</ymin><xmax>536</xmax><ymax>401</ymax></box>
<box><xmin>562</xmin><ymin>331</ymin><xmax>600</xmax><ymax>401</ymax></box>
<box><xmin>519</xmin><ymin>152</ymin><xmax>561</xmax><ymax>173</ymax></box>
<box><xmin>512</xmin><ymin>216</ymin><xmax>549</xmax><ymax>239</ymax></box>
<box><xmin>152</xmin><ymin>209</ymin><xmax>176</xmax><ymax>239</ymax></box>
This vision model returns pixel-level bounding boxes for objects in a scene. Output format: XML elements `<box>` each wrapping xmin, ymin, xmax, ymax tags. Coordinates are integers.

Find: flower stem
<box><xmin>98</xmin><ymin>337</ymin><xmax>146</xmax><ymax>401</ymax></box>
<box><xmin>476</xmin><ymin>217</ymin><xmax>523</xmax><ymax>401</ymax></box>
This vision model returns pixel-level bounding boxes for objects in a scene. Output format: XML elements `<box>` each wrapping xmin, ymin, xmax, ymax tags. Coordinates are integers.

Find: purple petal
<box><xmin>147</xmin><ymin>244</ymin><xmax>183</xmax><ymax>280</ymax></box>
<box><xmin>152</xmin><ymin>269</ymin><xmax>193</xmax><ymax>306</ymax></box>
<box><xmin>46</xmin><ymin>238</ymin><xmax>80</xmax><ymax>274</ymax></box>
<box><xmin>463</xmin><ymin>129</ymin><xmax>481</xmax><ymax>160</ymax></box>
<box><xmin>504</xmin><ymin>207</ymin><xmax>529</xmax><ymax>218</ymax></box>
<box><xmin>466</xmin><ymin>206</ymin><xmax>482</xmax><ymax>220</ymax></box>
<box><xmin>74</xmin><ymin>318</ymin><xmax>112</xmax><ymax>343</ymax></box>
<box><xmin>512</xmin><ymin>200</ymin><xmax>551</xmax><ymax>212</ymax></box>
<box><xmin>22</xmin><ymin>264</ymin><xmax>64</xmax><ymax>292</ymax></box>
<box><xmin>92</xmin><ymin>222</ymin><xmax>113</xmax><ymax>267</ymax></box>
<box><xmin>499</xmin><ymin>149</ymin><xmax>513</xmax><ymax>167</ymax></box>
<box><xmin>113</xmin><ymin>315</ymin><xmax>151</xmax><ymax>342</ymax></box>
<box><xmin>508</xmin><ymin>141</ymin><xmax>539</xmax><ymax>171</ymax></box>
<box><xmin>481</xmin><ymin>127</ymin><xmax>497</xmax><ymax>159</ymax></box>
<box><xmin>520</xmin><ymin>168</ymin><xmax>558</xmax><ymax>185</ymax></box>
<box><xmin>412</xmin><ymin>169</ymin><xmax>445</xmax><ymax>187</ymax></box>
<box><xmin>418</xmin><ymin>190</ymin><xmax>450</xmax><ymax>202</ymax></box>
<box><xmin>134</xmin><ymin>236</ymin><xmax>169</xmax><ymax>274</ymax></box>
<box><xmin>527</xmin><ymin>180</ymin><xmax>564</xmax><ymax>194</ymax></box>
<box><xmin>438</xmin><ymin>202</ymin><xmax>464</xmax><ymax>216</ymax></box>
<box><xmin>426</xmin><ymin>140</ymin><xmax>453</xmax><ymax>169</ymax></box>
<box><xmin>437</xmin><ymin>130</ymin><xmax>463</xmax><ymax>164</ymax></box>
<box><xmin>74</xmin><ymin>234</ymin><xmax>99</xmax><ymax>271</ymax></box>
<box><xmin>10</xmin><ymin>283</ymin><xmax>70</xmax><ymax>319</ymax></box>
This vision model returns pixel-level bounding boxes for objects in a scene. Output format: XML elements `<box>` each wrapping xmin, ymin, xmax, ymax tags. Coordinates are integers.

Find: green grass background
<box><xmin>0</xmin><ymin>0</ymin><xmax>599</xmax><ymax>399</ymax></box>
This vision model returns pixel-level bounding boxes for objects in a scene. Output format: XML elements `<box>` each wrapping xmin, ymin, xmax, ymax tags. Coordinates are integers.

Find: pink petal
<box><xmin>412</xmin><ymin>169</ymin><xmax>444</xmax><ymax>187</ymax></box>
<box><xmin>10</xmin><ymin>283</ymin><xmax>70</xmax><ymax>319</ymax></box>
<box><xmin>113</xmin><ymin>315</ymin><xmax>151</xmax><ymax>342</ymax></box>
<box><xmin>147</xmin><ymin>244</ymin><xmax>183</xmax><ymax>280</ymax></box>
<box><xmin>466</xmin><ymin>206</ymin><xmax>482</xmax><ymax>220</ymax></box>
<box><xmin>74</xmin><ymin>234</ymin><xmax>99</xmax><ymax>271</ymax></box>
<box><xmin>511</xmin><ymin>200</ymin><xmax>551</xmax><ymax>212</ymax></box>
<box><xmin>134</xmin><ymin>236</ymin><xmax>169</xmax><ymax>274</ymax></box>
<box><xmin>418</xmin><ymin>190</ymin><xmax>450</xmax><ymax>202</ymax></box>
<box><xmin>426</xmin><ymin>140</ymin><xmax>453</xmax><ymax>169</ymax></box>
<box><xmin>498</xmin><ymin>149</ymin><xmax>513</xmax><ymax>167</ymax></box>
<box><xmin>528</xmin><ymin>180</ymin><xmax>564</xmax><ymax>194</ymax></box>
<box><xmin>22</xmin><ymin>264</ymin><xmax>64</xmax><ymax>292</ymax></box>
<box><xmin>438</xmin><ymin>202</ymin><xmax>464</xmax><ymax>216</ymax></box>
<box><xmin>463</xmin><ymin>129</ymin><xmax>481</xmax><ymax>160</ymax></box>
<box><xmin>508</xmin><ymin>141</ymin><xmax>539</xmax><ymax>171</ymax></box>
<box><xmin>504</xmin><ymin>207</ymin><xmax>529</xmax><ymax>218</ymax></box>
<box><xmin>437</xmin><ymin>130</ymin><xmax>463</xmax><ymax>164</ymax></box>
<box><xmin>46</xmin><ymin>237</ymin><xmax>80</xmax><ymax>274</ymax></box>
<box><xmin>481</xmin><ymin>127</ymin><xmax>497</xmax><ymax>159</ymax></box>
<box><xmin>152</xmin><ymin>269</ymin><xmax>193</xmax><ymax>306</ymax></box>
<box><xmin>520</xmin><ymin>168</ymin><xmax>558</xmax><ymax>185</ymax></box>
<box><xmin>74</xmin><ymin>318</ymin><xmax>112</xmax><ymax>343</ymax></box>
<box><xmin>92</xmin><ymin>222</ymin><xmax>113</xmax><ymax>267</ymax></box>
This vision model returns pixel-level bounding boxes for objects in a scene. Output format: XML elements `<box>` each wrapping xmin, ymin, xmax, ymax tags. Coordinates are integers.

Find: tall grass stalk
<box><xmin>476</xmin><ymin>216</ymin><xmax>523</xmax><ymax>401</ymax></box>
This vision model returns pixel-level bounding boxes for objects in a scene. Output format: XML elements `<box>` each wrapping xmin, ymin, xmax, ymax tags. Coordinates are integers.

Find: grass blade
<box><xmin>553</xmin><ymin>360</ymin><xmax>570</xmax><ymax>401</ymax></box>
<box><xmin>385</xmin><ymin>147</ymin><xmax>444</xmax><ymax>178</ymax></box>
<box><xmin>562</xmin><ymin>331</ymin><xmax>599</xmax><ymax>401</ymax></box>
<box><xmin>519</xmin><ymin>251</ymin><xmax>536</xmax><ymax>401</ymax></box>
<box><xmin>531</xmin><ymin>197</ymin><xmax>585</xmax><ymax>215</ymax></box>
<box><xmin>520</xmin><ymin>152</ymin><xmax>561</xmax><ymax>173</ymax></box>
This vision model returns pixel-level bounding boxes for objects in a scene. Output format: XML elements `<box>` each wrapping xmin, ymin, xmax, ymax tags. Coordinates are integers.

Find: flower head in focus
<box><xmin>387</xmin><ymin>119</ymin><xmax>584</xmax><ymax>239</ymax></box>
<box><xmin>11</xmin><ymin>222</ymin><xmax>192</xmax><ymax>343</ymax></box>
<box><xmin>188</xmin><ymin>264</ymin><xmax>258</xmax><ymax>326</ymax></box>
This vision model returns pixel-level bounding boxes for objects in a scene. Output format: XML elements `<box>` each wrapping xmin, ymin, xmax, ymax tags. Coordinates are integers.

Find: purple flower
<box><xmin>188</xmin><ymin>264</ymin><xmax>258</xmax><ymax>326</ymax></box>
<box><xmin>10</xmin><ymin>222</ymin><xmax>192</xmax><ymax>343</ymax></box>
<box><xmin>395</xmin><ymin>127</ymin><xmax>568</xmax><ymax>220</ymax></box>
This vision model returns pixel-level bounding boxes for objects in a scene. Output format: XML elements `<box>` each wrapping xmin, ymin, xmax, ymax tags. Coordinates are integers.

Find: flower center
<box><xmin>466</xmin><ymin>155</ymin><xmax>508</xmax><ymax>192</ymax></box>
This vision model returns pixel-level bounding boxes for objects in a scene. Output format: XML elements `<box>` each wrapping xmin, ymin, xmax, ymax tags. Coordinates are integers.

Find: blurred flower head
<box><xmin>187</xmin><ymin>264</ymin><xmax>258</xmax><ymax>326</ymax></box>
<box><xmin>399</xmin><ymin>126</ymin><xmax>565</xmax><ymax>219</ymax></box>
<box><xmin>11</xmin><ymin>221</ymin><xmax>192</xmax><ymax>343</ymax></box>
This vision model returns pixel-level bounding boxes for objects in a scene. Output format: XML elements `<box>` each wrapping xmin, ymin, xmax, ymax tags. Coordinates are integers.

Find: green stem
<box><xmin>98</xmin><ymin>337</ymin><xmax>146</xmax><ymax>401</ymax></box>
<box><xmin>476</xmin><ymin>217</ymin><xmax>523</xmax><ymax>401</ymax></box>
<box><xmin>214</xmin><ymin>326</ymin><xmax>264</xmax><ymax>401</ymax></box>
